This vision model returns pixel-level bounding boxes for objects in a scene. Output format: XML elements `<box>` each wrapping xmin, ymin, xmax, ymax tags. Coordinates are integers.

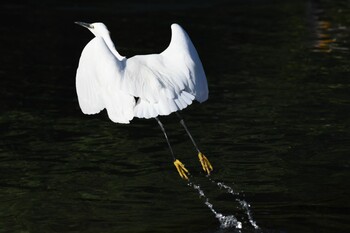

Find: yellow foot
<box><xmin>173</xmin><ymin>159</ymin><xmax>190</xmax><ymax>180</ymax></box>
<box><xmin>198</xmin><ymin>152</ymin><xmax>213</xmax><ymax>175</ymax></box>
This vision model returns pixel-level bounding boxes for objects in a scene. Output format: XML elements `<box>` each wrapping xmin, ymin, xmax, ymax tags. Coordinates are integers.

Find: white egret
<box><xmin>75</xmin><ymin>22</ymin><xmax>212</xmax><ymax>180</ymax></box>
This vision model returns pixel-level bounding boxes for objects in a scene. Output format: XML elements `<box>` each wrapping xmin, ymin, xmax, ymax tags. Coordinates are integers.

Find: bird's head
<box><xmin>75</xmin><ymin>22</ymin><xmax>110</xmax><ymax>37</ymax></box>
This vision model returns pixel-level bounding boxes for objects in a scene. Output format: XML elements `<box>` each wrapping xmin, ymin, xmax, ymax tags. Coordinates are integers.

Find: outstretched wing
<box><xmin>76</xmin><ymin>37</ymin><xmax>135</xmax><ymax>123</ymax></box>
<box><xmin>124</xmin><ymin>23</ymin><xmax>209</xmax><ymax>119</ymax></box>
<box><xmin>76</xmin><ymin>23</ymin><xmax>208</xmax><ymax>122</ymax></box>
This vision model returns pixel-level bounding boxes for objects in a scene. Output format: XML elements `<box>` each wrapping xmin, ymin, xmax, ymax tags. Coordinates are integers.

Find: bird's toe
<box><xmin>198</xmin><ymin>152</ymin><xmax>213</xmax><ymax>175</ymax></box>
<box><xmin>173</xmin><ymin>159</ymin><xmax>190</xmax><ymax>180</ymax></box>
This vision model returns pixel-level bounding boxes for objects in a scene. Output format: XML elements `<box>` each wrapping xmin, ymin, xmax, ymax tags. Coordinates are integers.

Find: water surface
<box><xmin>0</xmin><ymin>0</ymin><xmax>349</xmax><ymax>232</ymax></box>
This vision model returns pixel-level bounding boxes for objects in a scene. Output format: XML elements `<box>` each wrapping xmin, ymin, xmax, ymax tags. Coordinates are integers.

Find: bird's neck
<box><xmin>101</xmin><ymin>35</ymin><xmax>125</xmax><ymax>61</ymax></box>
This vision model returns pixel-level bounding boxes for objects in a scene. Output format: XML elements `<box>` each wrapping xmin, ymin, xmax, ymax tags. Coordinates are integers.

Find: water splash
<box><xmin>189</xmin><ymin>182</ymin><xmax>242</xmax><ymax>230</ymax></box>
<box><xmin>215</xmin><ymin>180</ymin><xmax>260</xmax><ymax>230</ymax></box>
<box><xmin>237</xmin><ymin>199</ymin><xmax>259</xmax><ymax>229</ymax></box>
<box><xmin>216</xmin><ymin>181</ymin><xmax>239</xmax><ymax>195</ymax></box>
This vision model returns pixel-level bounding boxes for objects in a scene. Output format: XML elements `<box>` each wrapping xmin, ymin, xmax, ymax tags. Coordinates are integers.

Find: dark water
<box><xmin>0</xmin><ymin>0</ymin><xmax>349</xmax><ymax>232</ymax></box>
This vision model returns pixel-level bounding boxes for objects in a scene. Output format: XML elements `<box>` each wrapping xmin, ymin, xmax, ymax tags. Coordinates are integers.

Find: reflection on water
<box><xmin>309</xmin><ymin>0</ymin><xmax>350</xmax><ymax>53</ymax></box>
<box><xmin>0</xmin><ymin>0</ymin><xmax>350</xmax><ymax>233</ymax></box>
<box><xmin>313</xmin><ymin>20</ymin><xmax>335</xmax><ymax>52</ymax></box>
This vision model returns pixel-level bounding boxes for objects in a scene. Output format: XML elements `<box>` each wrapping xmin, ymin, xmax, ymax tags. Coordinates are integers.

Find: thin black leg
<box><xmin>176</xmin><ymin>112</ymin><xmax>200</xmax><ymax>152</ymax></box>
<box><xmin>155</xmin><ymin>117</ymin><xmax>176</xmax><ymax>161</ymax></box>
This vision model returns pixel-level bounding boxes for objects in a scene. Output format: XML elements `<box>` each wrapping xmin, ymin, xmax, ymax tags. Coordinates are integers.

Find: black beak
<box><xmin>75</xmin><ymin>21</ymin><xmax>93</xmax><ymax>29</ymax></box>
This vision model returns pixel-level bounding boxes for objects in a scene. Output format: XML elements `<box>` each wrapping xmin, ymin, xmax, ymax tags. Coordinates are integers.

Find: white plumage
<box><xmin>75</xmin><ymin>22</ymin><xmax>208</xmax><ymax>123</ymax></box>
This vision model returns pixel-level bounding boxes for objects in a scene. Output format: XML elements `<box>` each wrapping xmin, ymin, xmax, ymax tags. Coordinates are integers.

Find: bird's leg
<box><xmin>176</xmin><ymin>112</ymin><xmax>213</xmax><ymax>175</ymax></box>
<box><xmin>155</xmin><ymin>117</ymin><xmax>190</xmax><ymax>180</ymax></box>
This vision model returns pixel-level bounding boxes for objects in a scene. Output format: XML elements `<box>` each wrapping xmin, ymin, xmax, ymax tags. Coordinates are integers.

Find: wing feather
<box><xmin>123</xmin><ymin>23</ymin><xmax>208</xmax><ymax>119</ymax></box>
<box><xmin>76</xmin><ymin>23</ymin><xmax>208</xmax><ymax>122</ymax></box>
<box><xmin>76</xmin><ymin>37</ymin><xmax>134</xmax><ymax>123</ymax></box>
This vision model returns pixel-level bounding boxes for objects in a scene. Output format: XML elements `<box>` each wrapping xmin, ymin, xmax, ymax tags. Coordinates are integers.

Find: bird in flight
<box><xmin>75</xmin><ymin>22</ymin><xmax>212</xmax><ymax>180</ymax></box>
